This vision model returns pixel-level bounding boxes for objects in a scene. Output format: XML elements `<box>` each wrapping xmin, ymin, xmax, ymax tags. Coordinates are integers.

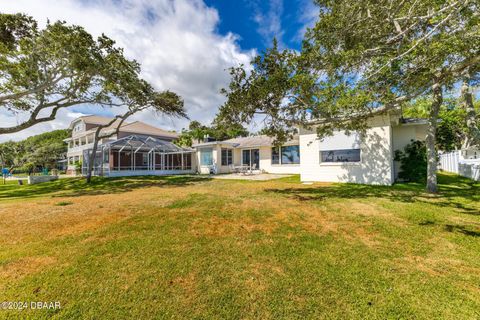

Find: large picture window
<box><xmin>281</xmin><ymin>145</ymin><xmax>300</xmax><ymax>164</ymax></box>
<box><xmin>320</xmin><ymin>149</ymin><xmax>361</xmax><ymax>163</ymax></box>
<box><xmin>200</xmin><ymin>148</ymin><xmax>213</xmax><ymax>166</ymax></box>
<box><xmin>272</xmin><ymin>145</ymin><xmax>300</xmax><ymax>165</ymax></box>
<box><xmin>221</xmin><ymin>149</ymin><xmax>233</xmax><ymax>166</ymax></box>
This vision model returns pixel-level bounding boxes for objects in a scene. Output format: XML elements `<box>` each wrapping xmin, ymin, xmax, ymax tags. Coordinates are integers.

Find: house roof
<box><xmin>119</xmin><ymin>121</ymin><xmax>178</xmax><ymax>139</ymax></box>
<box><xmin>193</xmin><ymin>135</ymin><xmax>299</xmax><ymax>148</ymax></box>
<box><xmin>68</xmin><ymin>115</ymin><xmax>178</xmax><ymax>139</ymax></box>
<box><xmin>70</xmin><ymin>115</ymin><xmax>118</xmax><ymax>128</ymax></box>
<box><xmin>399</xmin><ymin>118</ymin><xmax>429</xmax><ymax>125</ymax></box>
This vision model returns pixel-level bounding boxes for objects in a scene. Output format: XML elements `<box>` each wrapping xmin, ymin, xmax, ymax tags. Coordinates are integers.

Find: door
<box><xmin>252</xmin><ymin>149</ymin><xmax>260</xmax><ymax>169</ymax></box>
<box><xmin>242</xmin><ymin>149</ymin><xmax>260</xmax><ymax>169</ymax></box>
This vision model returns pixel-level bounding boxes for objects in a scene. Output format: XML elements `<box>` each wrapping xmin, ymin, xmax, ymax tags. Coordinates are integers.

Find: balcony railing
<box><xmin>68</xmin><ymin>143</ymin><xmax>94</xmax><ymax>153</ymax></box>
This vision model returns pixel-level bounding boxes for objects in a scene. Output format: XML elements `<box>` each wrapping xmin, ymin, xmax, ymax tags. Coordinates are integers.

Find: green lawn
<box><xmin>0</xmin><ymin>173</ymin><xmax>479</xmax><ymax>319</ymax></box>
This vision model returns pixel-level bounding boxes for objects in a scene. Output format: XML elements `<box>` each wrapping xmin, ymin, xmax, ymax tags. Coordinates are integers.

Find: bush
<box><xmin>22</xmin><ymin>162</ymin><xmax>36</xmax><ymax>175</ymax></box>
<box><xmin>394</xmin><ymin>140</ymin><xmax>427</xmax><ymax>182</ymax></box>
<box><xmin>74</xmin><ymin>161</ymin><xmax>82</xmax><ymax>171</ymax></box>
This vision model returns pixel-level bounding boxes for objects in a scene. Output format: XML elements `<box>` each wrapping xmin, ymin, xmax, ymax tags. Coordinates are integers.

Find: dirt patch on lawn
<box><xmin>392</xmin><ymin>237</ymin><xmax>480</xmax><ymax>279</ymax></box>
<box><xmin>0</xmin><ymin>256</ymin><xmax>57</xmax><ymax>280</ymax></box>
<box><xmin>187</xmin><ymin>195</ymin><xmax>382</xmax><ymax>248</ymax></box>
<box><xmin>336</xmin><ymin>201</ymin><xmax>407</xmax><ymax>226</ymax></box>
<box><xmin>0</xmin><ymin>185</ymin><xmax>192</xmax><ymax>245</ymax></box>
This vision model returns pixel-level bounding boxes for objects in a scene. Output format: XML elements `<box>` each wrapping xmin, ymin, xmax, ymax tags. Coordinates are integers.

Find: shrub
<box><xmin>74</xmin><ymin>161</ymin><xmax>82</xmax><ymax>173</ymax></box>
<box><xmin>394</xmin><ymin>140</ymin><xmax>427</xmax><ymax>182</ymax></box>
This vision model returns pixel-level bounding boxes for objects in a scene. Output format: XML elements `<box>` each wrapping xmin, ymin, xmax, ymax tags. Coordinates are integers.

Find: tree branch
<box><xmin>0</xmin><ymin>98</ymin><xmax>127</xmax><ymax>134</ymax></box>
<box><xmin>366</xmin><ymin>7</ymin><xmax>458</xmax><ymax>80</ymax></box>
<box><xmin>0</xmin><ymin>72</ymin><xmax>69</xmax><ymax>103</ymax></box>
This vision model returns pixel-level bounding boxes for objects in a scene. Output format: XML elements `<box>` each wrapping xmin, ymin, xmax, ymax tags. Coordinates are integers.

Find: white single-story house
<box><xmin>193</xmin><ymin>112</ymin><xmax>428</xmax><ymax>185</ymax></box>
<box><xmin>298</xmin><ymin>113</ymin><xmax>427</xmax><ymax>185</ymax></box>
<box><xmin>193</xmin><ymin>135</ymin><xmax>301</xmax><ymax>175</ymax></box>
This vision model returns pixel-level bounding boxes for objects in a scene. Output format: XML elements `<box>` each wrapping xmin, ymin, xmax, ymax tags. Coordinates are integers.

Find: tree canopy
<box><xmin>404</xmin><ymin>96</ymin><xmax>480</xmax><ymax>152</ymax></box>
<box><xmin>216</xmin><ymin>0</ymin><xmax>480</xmax><ymax>192</ymax></box>
<box><xmin>0</xmin><ymin>129</ymin><xmax>70</xmax><ymax>172</ymax></box>
<box><xmin>0</xmin><ymin>13</ymin><xmax>186</xmax><ymax>135</ymax></box>
<box><xmin>175</xmin><ymin>120</ymin><xmax>249</xmax><ymax>147</ymax></box>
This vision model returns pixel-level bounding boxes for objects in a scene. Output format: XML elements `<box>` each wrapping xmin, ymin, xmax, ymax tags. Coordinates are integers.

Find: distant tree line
<box><xmin>0</xmin><ymin>129</ymin><xmax>70</xmax><ymax>173</ymax></box>
<box><xmin>175</xmin><ymin>121</ymin><xmax>249</xmax><ymax>147</ymax></box>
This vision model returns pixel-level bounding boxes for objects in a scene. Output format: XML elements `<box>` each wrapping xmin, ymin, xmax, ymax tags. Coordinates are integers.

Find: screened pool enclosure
<box><xmin>82</xmin><ymin>135</ymin><xmax>195</xmax><ymax>177</ymax></box>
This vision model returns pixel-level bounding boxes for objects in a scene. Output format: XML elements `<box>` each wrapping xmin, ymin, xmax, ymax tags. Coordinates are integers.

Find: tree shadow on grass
<box><xmin>265</xmin><ymin>173</ymin><xmax>480</xmax><ymax>215</ymax></box>
<box><xmin>444</xmin><ymin>224</ymin><xmax>480</xmax><ymax>237</ymax></box>
<box><xmin>0</xmin><ymin>175</ymin><xmax>212</xmax><ymax>200</ymax></box>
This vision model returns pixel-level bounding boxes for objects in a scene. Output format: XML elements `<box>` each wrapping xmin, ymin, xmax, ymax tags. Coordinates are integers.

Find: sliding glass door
<box><xmin>242</xmin><ymin>149</ymin><xmax>260</xmax><ymax>169</ymax></box>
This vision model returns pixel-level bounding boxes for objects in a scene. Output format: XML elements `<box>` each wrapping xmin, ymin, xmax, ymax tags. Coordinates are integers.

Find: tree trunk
<box><xmin>461</xmin><ymin>75</ymin><xmax>479</xmax><ymax>150</ymax></box>
<box><xmin>86</xmin><ymin>128</ymin><xmax>101</xmax><ymax>183</ymax></box>
<box><xmin>426</xmin><ymin>81</ymin><xmax>442</xmax><ymax>193</ymax></box>
<box><xmin>84</xmin><ymin>111</ymin><xmax>133</xmax><ymax>183</ymax></box>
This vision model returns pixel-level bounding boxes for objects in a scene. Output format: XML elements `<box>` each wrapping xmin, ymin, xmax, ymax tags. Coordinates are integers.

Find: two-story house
<box><xmin>64</xmin><ymin>115</ymin><xmax>192</xmax><ymax>175</ymax></box>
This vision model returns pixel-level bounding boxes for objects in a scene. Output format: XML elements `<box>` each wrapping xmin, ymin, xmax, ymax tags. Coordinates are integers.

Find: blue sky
<box><xmin>1</xmin><ymin>0</ymin><xmax>319</xmax><ymax>142</ymax></box>
<box><xmin>204</xmin><ymin>0</ymin><xmax>317</xmax><ymax>51</ymax></box>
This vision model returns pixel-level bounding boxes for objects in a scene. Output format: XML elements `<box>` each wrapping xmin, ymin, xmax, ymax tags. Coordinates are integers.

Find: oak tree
<box><xmin>217</xmin><ymin>0</ymin><xmax>479</xmax><ymax>192</ymax></box>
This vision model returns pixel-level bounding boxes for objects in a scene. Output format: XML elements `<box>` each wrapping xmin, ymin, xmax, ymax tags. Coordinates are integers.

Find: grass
<box><xmin>0</xmin><ymin>173</ymin><xmax>479</xmax><ymax>319</ymax></box>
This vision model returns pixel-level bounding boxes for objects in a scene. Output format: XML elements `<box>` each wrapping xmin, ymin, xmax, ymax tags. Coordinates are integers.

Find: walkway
<box><xmin>210</xmin><ymin>173</ymin><xmax>293</xmax><ymax>181</ymax></box>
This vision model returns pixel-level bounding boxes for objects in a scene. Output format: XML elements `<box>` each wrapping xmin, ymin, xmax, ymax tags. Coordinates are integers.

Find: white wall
<box><xmin>258</xmin><ymin>146</ymin><xmax>301</xmax><ymax>174</ymax></box>
<box><xmin>196</xmin><ymin>145</ymin><xmax>219</xmax><ymax>174</ymax></box>
<box><xmin>299</xmin><ymin>119</ymin><xmax>394</xmax><ymax>185</ymax></box>
<box><xmin>391</xmin><ymin>124</ymin><xmax>428</xmax><ymax>179</ymax></box>
<box><xmin>299</xmin><ymin>115</ymin><xmax>429</xmax><ymax>185</ymax></box>
<box><xmin>232</xmin><ymin>146</ymin><xmax>301</xmax><ymax>174</ymax></box>
<box><xmin>28</xmin><ymin>175</ymin><xmax>59</xmax><ymax>184</ymax></box>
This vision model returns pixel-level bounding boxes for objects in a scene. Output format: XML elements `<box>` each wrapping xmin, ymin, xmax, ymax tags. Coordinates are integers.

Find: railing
<box><xmin>68</xmin><ymin>143</ymin><xmax>94</xmax><ymax>153</ymax></box>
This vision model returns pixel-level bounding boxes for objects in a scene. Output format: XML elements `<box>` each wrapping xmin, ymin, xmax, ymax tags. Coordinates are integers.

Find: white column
<box><xmin>131</xmin><ymin>146</ymin><xmax>134</xmax><ymax>171</ymax></box>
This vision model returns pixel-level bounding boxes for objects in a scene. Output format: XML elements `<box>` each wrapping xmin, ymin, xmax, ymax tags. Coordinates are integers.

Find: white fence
<box><xmin>439</xmin><ymin>150</ymin><xmax>480</xmax><ymax>181</ymax></box>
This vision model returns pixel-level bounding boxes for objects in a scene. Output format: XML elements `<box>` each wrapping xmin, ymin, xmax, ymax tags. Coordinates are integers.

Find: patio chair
<box><xmin>229</xmin><ymin>164</ymin><xmax>239</xmax><ymax>174</ymax></box>
<box><xmin>238</xmin><ymin>165</ymin><xmax>248</xmax><ymax>175</ymax></box>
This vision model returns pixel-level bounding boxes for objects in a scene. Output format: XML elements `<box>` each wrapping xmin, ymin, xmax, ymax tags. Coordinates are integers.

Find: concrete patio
<box><xmin>209</xmin><ymin>173</ymin><xmax>293</xmax><ymax>181</ymax></box>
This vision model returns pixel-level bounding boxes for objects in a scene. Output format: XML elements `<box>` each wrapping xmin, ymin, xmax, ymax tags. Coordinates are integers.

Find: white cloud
<box><xmin>0</xmin><ymin>0</ymin><xmax>255</xmax><ymax>142</ymax></box>
<box><xmin>295</xmin><ymin>0</ymin><xmax>319</xmax><ymax>42</ymax></box>
<box><xmin>251</xmin><ymin>0</ymin><xmax>285</xmax><ymax>47</ymax></box>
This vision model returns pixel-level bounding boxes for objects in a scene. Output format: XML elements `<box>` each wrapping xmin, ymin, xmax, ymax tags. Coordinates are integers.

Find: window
<box><xmin>320</xmin><ymin>149</ymin><xmax>361</xmax><ymax>163</ymax></box>
<box><xmin>183</xmin><ymin>153</ymin><xmax>192</xmax><ymax>169</ymax></box>
<box><xmin>281</xmin><ymin>145</ymin><xmax>300</xmax><ymax>164</ymax></box>
<box><xmin>200</xmin><ymin>148</ymin><xmax>213</xmax><ymax>166</ymax></box>
<box><xmin>221</xmin><ymin>149</ymin><xmax>233</xmax><ymax>166</ymax></box>
<box><xmin>272</xmin><ymin>145</ymin><xmax>300</xmax><ymax>165</ymax></box>
<box><xmin>142</xmin><ymin>153</ymin><xmax>148</xmax><ymax>165</ymax></box>
<box><xmin>271</xmin><ymin>147</ymin><xmax>280</xmax><ymax>164</ymax></box>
